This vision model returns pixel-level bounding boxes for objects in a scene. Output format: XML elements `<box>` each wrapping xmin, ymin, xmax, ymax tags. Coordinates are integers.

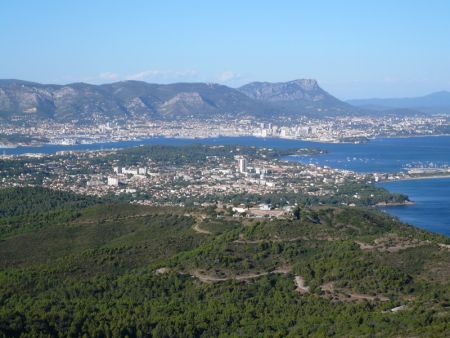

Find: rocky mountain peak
<box><xmin>291</xmin><ymin>79</ymin><xmax>319</xmax><ymax>91</ymax></box>
<box><xmin>238</xmin><ymin>79</ymin><xmax>326</xmax><ymax>102</ymax></box>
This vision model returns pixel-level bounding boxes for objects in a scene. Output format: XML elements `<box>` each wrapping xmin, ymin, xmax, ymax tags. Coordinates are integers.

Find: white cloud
<box><xmin>98</xmin><ymin>72</ymin><xmax>119</xmax><ymax>81</ymax></box>
<box><xmin>125</xmin><ymin>69</ymin><xmax>198</xmax><ymax>82</ymax></box>
<box><xmin>81</xmin><ymin>72</ymin><xmax>119</xmax><ymax>83</ymax></box>
<box><xmin>82</xmin><ymin>69</ymin><xmax>248</xmax><ymax>85</ymax></box>
<box><xmin>216</xmin><ymin>71</ymin><xmax>242</xmax><ymax>83</ymax></box>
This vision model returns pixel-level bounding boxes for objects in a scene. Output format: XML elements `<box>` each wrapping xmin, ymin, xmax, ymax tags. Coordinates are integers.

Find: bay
<box><xmin>379</xmin><ymin>178</ymin><xmax>450</xmax><ymax>236</ymax></box>
<box><xmin>3</xmin><ymin>135</ymin><xmax>450</xmax><ymax>173</ymax></box>
<box><xmin>2</xmin><ymin>135</ymin><xmax>450</xmax><ymax>236</ymax></box>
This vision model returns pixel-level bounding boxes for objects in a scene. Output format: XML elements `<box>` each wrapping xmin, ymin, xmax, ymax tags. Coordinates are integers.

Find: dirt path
<box><xmin>192</xmin><ymin>222</ymin><xmax>211</xmax><ymax>235</ymax></box>
<box><xmin>72</xmin><ymin>212</ymin><xmax>155</xmax><ymax>225</ymax></box>
<box><xmin>233</xmin><ymin>235</ymin><xmax>309</xmax><ymax>244</ymax></box>
<box><xmin>191</xmin><ymin>270</ymin><xmax>269</xmax><ymax>282</ymax></box>
<box><xmin>191</xmin><ymin>267</ymin><xmax>291</xmax><ymax>283</ymax></box>
<box><xmin>355</xmin><ymin>235</ymin><xmax>431</xmax><ymax>253</ymax></box>
<box><xmin>186</xmin><ymin>214</ymin><xmax>211</xmax><ymax>235</ymax></box>
<box><xmin>438</xmin><ymin>243</ymin><xmax>450</xmax><ymax>250</ymax></box>
<box><xmin>294</xmin><ymin>276</ymin><xmax>310</xmax><ymax>294</ymax></box>
<box><xmin>273</xmin><ymin>266</ymin><xmax>292</xmax><ymax>274</ymax></box>
<box><xmin>191</xmin><ymin>271</ymin><xmax>230</xmax><ymax>282</ymax></box>
<box><xmin>319</xmin><ymin>282</ymin><xmax>389</xmax><ymax>302</ymax></box>
<box><xmin>346</xmin><ymin>292</ymin><xmax>389</xmax><ymax>302</ymax></box>
<box><xmin>356</xmin><ymin>240</ymin><xmax>420</xmax><ymax>253</ymax></box>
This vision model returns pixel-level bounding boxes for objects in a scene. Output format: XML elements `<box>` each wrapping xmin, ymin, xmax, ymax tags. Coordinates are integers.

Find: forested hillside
<box><xmin>0</xmin><ymin>188</ymin><xmax>449</xmax><ymax>337</ymax></box>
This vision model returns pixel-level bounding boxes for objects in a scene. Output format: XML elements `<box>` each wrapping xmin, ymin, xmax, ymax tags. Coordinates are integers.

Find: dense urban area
<box><xmin>0</xmin><ymin>115</ymin><xmax>449</xmax><ymax>147</ymax></box>
<box><xmin>0</xmin><ymin>143</ymin><xmax>415</xmax><ymax>211</ymax></box>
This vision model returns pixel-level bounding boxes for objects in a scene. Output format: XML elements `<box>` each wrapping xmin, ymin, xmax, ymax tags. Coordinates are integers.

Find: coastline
<box><xmin>375</xmin><ymin>133</ymin><xmax>450</xmax><ymax>140</ymax></box>
<box><xmin>376</xmin><ymin>200</ymin><xmax>415</xmax><ymax>207</ymax></box>
<box><xmin>2</xmin><ymin>133</ymin><xmax>450</xmax><ymax>150</ymax></box>
<box><xmin>0</xmin><ymin>144</ymin><xmax>17</xmax><ymax>149</ymax></box>
<box><xmin>386</xmin><ymin>174</ymin><xmax>450</xmax><ymax>182</ymax></box>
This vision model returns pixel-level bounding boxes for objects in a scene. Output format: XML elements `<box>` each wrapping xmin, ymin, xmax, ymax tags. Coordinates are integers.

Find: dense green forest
<box><xmin>0</xmin><ymin>187</ymin><xmax>101</xmax><ymax>239</ymax></box>
<box><xmin>0</xmin><ymin>187</ymin><xmax>449</xmax><ymax>337</ymax></box>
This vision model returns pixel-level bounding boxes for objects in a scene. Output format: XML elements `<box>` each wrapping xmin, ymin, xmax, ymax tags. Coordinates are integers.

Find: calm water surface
<box><xmin>3</xmin><ymin>136</ymin><xmax>450</xmax><ymax>174</ymax></box>
<box><xmin>379</xmin><ymin>178</ymin><xmax>450</xmax><ymax>236</ymax></box>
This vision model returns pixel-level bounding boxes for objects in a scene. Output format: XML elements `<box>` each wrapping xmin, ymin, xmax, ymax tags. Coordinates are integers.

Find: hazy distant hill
<box><xmin>0</xmin><ymin>79</ymin><xmax>355</xmax><ymax>123</ymax></box>
<box><xmin>238</xmin><ymin>79</ymin><xmax>356</xmax><ymax>115</ymax></box>
<box><xmin>347</xmin><ymin>91</ymin><xmax>450</xmax><ymax>114</ymax></box>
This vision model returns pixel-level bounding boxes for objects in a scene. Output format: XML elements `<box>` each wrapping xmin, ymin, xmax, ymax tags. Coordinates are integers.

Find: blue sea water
<box><xmin>379</xmin><ymin>178</ymin><xmax>450</xmax><ymax>236</ymax></box>
<box><xmin>2</xmin><ymin>136</ymin><xmax>450</xmax><ymax>174</ymax></box>
<box><xmin>2</xmin><ymin>135</ymin><xmax>450</xmax><ymax>236</ymax></box>
<box><xmin>5</xmin><ymin>135</ymin><xmax>450</xmax><ymax>173</ymax></box>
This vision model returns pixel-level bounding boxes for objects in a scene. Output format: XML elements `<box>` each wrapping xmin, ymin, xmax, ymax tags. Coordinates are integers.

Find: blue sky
<box><xmin>1</xmin><ymin>0</ymin><xmax>449</xmax><ymax>99</ymax></box>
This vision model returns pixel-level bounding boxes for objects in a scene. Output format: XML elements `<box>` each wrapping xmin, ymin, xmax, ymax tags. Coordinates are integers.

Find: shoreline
<box><xmin>383</xmin><ymin>174</ymin><xmax>450</xmax><ymax>182</ymax></box>
<box><xmin>377</xmin><ymin>175</ymin><xmax>450</xmax><ymax>211</ymax></box>
<box><xmin>375</xmin><ymin>133</ymin><xmax>450</xmax><ymax>140</ymax></box>
<box><xmin>376</xmin><ymin>201</ymin><xmax>415</xmax><ymax>207</ymax></box>
<box><xmin>2</xmin><ymin>133</ymin><xmax>450</xmax><ymax>150</ymax></box>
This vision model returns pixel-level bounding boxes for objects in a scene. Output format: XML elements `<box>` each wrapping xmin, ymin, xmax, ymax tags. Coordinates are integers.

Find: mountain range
<box><xmin>347</xmin><ymin>91</ymin><xmax>450</xmax><ymax>114</ymax></box>
<box><xmin>0</xmin><ymin>79</ymin><xmax>355</xmax><ymax>123</ymax></box>
<box><xmin>1</xmin><ymin>78</ymin><xmax>448</xmax><ymax>123</ymax></box>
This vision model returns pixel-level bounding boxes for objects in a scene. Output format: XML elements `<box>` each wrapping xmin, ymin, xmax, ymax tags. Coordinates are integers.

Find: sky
<box><xmin>1</xmin><ymin>0</ymin><xmax>450</xmax><ymax>99</ymax></box>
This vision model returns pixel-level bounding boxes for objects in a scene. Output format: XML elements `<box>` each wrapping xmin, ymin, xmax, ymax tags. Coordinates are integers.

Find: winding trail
<box><xmin>192</xmin><ymin>271</ymin><xmax>269</xmax><ymax>282</ymax></box>
<box><xmin>192</xmin><ymin>221</ymin><xmax>211</xmax><ymax>235</ymax></box>
<box><xmin>186</xmin><ymin>214</ymin><xmax>211</xmax><ymax>235</ymax></box>
<box><xmin>355</xmin><ymin>236</ymin><xmax>431</xmax><ymax>253</ymax></box>
<box><xmin>319</xmin><ymin>282</ymin><xmax>389</xmax><ymax>302</ymax></box>
<box><xmin>191</xmin><ymin>266</ymin><xmax>292</xmax><ymax>283</ymax></box>
<box><xmin>72</xmin><ymin>212</ymin><xmax>155</xmax><ymax>225</ymax></box>
<box><xmin>233</xmin><ymin>234</ymin><xmax>309</xmax><ymax>244</ymax></box>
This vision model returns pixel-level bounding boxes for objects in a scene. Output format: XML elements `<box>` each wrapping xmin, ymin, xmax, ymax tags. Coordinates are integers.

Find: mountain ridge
<box><xmin>238</xmin><ymin>79</ymin><xmax>355</xmax><ymax>114</ymax></box>
<box><xmin>347</xmin><ymin>91</ymin><xmax>450</xmax><ymax>114</ymax></box>
<box><xmin>0</xmin><ymin>78</ymin><xmax>355</xmax><ymax>122</ymax></box>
